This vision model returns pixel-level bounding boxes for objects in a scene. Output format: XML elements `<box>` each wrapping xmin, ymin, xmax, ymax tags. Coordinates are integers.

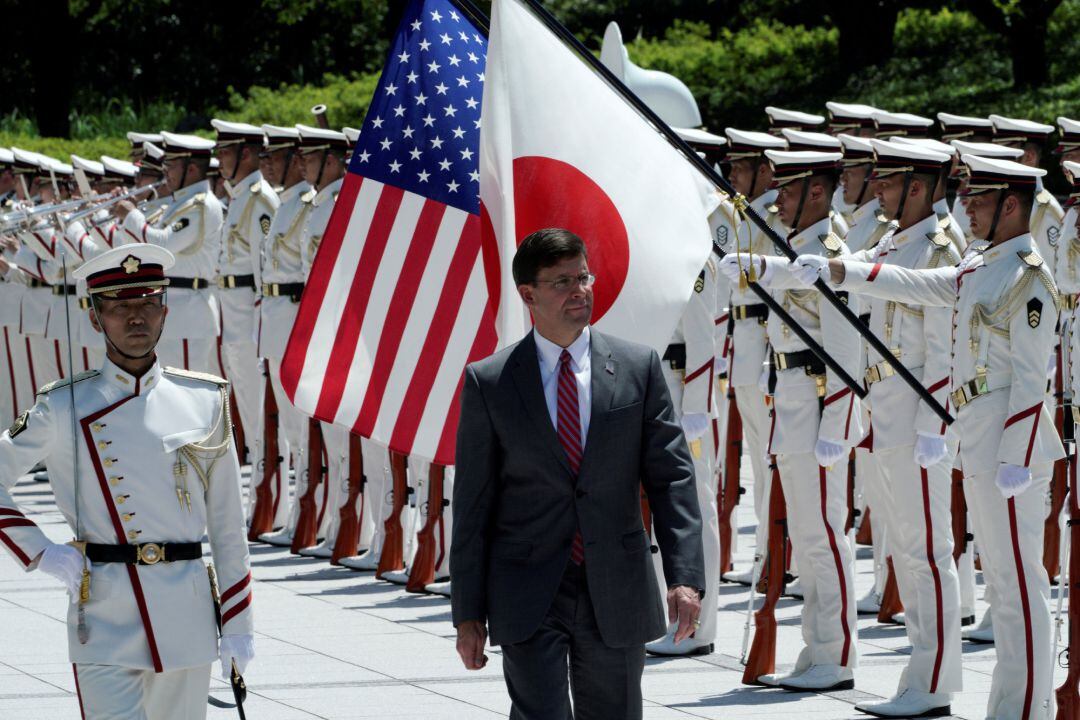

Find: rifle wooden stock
<box><xmin>331</xmin><ymin>434</ymin><xmax>365</xmax><ymax>565</ymax></box>
<box><xmin>742</xmin><ymin>461</ymin><xmax>787</xmax><ymax>685</ymax></box>
<box><xmin>408</xmin><ymin>464</ymin><xmax>447</xmax><ymax>592</ymax></box>
<box><xmin>1049</xmin><ymin>361</ymin><xmax>1071</xmax><ymax>580</ymax></box>
<box><xmin>719</xmin><ymin>386</ymin><xmax>743</xmax><ymax>577</ymax></box>
<box><xmin>248</xmin><ymin>373</ymin><xmax>279</xmax><ymax>541</ymax></box>
<box><xmin>377</xmin><ymin>451</ymin><xmax>409</xmax><ymax>578</ymax></box>
<box><xmin>844</xmin><ymin>450</ymin><xmax>858</xmax><ymax>534</ymax></box>
<box><xmin>951</xmin><ymin>468</ymin><xmax>969</xmax><ymax>563</ymax></box>
<box><xmin>877</xmin><ymin>557</ymin><xmax>904</xmax><ymax>623</ymax></box>
<box><xmin>291</xmin><ymin>419</ymin><xmax>326</xmax><ymax>553</ymax></box>
<box><xmin>856</xmin><ymin>507</ymin><xmax>873</xmax><ymax>546</ymax></box>
<box><xmin>1057</xmin><ymin>452</ymin><xmax>1079</xmax><ymax>718</ymax></box>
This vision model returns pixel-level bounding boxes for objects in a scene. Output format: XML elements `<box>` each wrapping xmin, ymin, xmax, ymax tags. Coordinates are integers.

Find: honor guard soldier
<box><xmin>117</xmin><ymin>132</ymin><xmax>224</xmax><ymax>375</ymax></box>
<box><xmin>0</xmin><ymin>244</ymin><xmax>253</xmax><ymax>719</ymax></box>
<box><xmin>892</xmin><ymin>137</ymin><xmax>967</xmax><ymax>253</ymax></box>
<box><xmin>937</xmin><ymin>113</ymin><xmax>994</xmax><ymax>144</ymax></box>
<box><xmin>0</xmin><ymin>147</ymin><xmax>16</xmax><ymax>207</ymax></box>
<box><xmin>126</xmin><ymin>131</ymin><xmax>163</xmax><ymax>164</ymax></box>
<box><xmin>250</xmin><ymin>124</ymin><xmax>312</xmax><ymax>535</ymax></box>
<box><xmin>1055</xmin><ymin>120</ymin><xmax>1080</xmax><ymax>307</ymax></box>
<box><xmin>0</xmin><ymin>148</ymin><xmax>28</xmax><ymax>428</ymax></box>
<box><xmin>93</xmin><ymin>156</ymin><xmax>141</xmax><ymax>251</ymax></box>
<box><xmin>846</xmin><ymin>140</ymin><xmax>963</xmax><ymax>718</ymax></box>
<box><xmin>804</xmin><ymin>153</ymin><xmax>1064</xmax><ymax>720</ymax></box>
<box><xmin>949</xmin><ymin>140</ymin><xmax>1025</xmax><ymax>251</ymax></box>
<box><xmin>990</xmin><ymin>115</ymin><xmax>1062</xmax><ymax>269</ymax></box>
<box><xmin>765</xmin><ymin>106</ymin><xmax>825</xmax><ymax>135</ymax></box>
<box><xmin>212</xmin><ymin>119</ymin><xmax>280</xmax><ymax>471</ymax></box>
<box><xmin>825</xmin><ymin>102</ymin><xmax>883</xmax><ymax>138</ymax></box>
<box><xmin>721</xmin><ymin>150</ymin><xmax>864</xmax><ymax>691</ymax></box>
<box><xmin>718</xmin><ymin>128</ymin><xmax>788</xmax><ymax>586</ymax></box>
<box><xmin>780</xmin><ymin>129</ymin><xmax>849</xmax><ymax>236</ymax></box>
<box><xmin>134</xmin><ymin>142</ymin><xmax>171</xmax><ymax>227</ymax></box>
<box><xmin>872</xmin><ymin>110</ymin><xmax>933</xmax><ymax>140</ymax></box>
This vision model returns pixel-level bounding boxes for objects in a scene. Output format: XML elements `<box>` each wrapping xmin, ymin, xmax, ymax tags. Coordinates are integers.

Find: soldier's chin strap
<box><xmin>91</xmin><ymin>293</ymin><xmax>168</xmax><ymax>362</ymax></box>
<box><xmin>892</xmin><ymin>172</ymin><xmax>915</xmax><ymax>227</ymax></box>
<box><xmin>789</xmin><ymin>178</ymin><xmax>811</xmax><ymax>236</ymax></box>
<box><xmin>315</xmin><ymin>150</ymin><xmax>330</xmax><ymax>191</ymax></box>
<box><xmin>855</xmin><ymin>164</ymin><xmax>872</xmax><ymax>207</ymax></box>
<box><xmin>985</xmin><ymin>190</ymin><xmax>1008</xmax><ymax>245</ymax></box>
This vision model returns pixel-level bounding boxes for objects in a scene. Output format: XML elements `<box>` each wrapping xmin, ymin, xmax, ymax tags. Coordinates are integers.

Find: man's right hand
<box><xmin>456</xmin><ymin>620</ymin><xmax>488</xmax><ymax>670</ymax></box>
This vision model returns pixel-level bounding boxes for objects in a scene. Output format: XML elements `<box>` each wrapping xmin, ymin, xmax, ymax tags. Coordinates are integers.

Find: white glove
<box><xmin>37</xmin><ymin>543</ymin><xmax>85</xmax><ymax>602</ymax></box>
<box><xmin>715</xmin><ymin>355</ymin><xmax>729</xmax><ymax>376</ymax></box>
<box><xmin>790</xmin><ymin>254</ymin><xmax>831</xmax><ymax>287</ymax></box>
<box><xmin>995</xmin><ymin>463</ymin><xmax>1032</xmax><ymax>499</ymax></box>
<box><xmin>815</xmin><ymin>438</ymin><xmax>847</xmax><ymax>468</ymax></box>
<box><xmin>681</xmin><ymin>413</ymin><xmax>709</xmax><ymax>441</ymax></box>
<box><xmin>219</xmin><ymin>634</ymin><xmax>255</xmax><ymax>681</ymax></box>
<box><xmin>718</xmin><ymin>253</ymin><xmax>758</xmax><ymax>282</ymax></box>
<box><xmin>913</xmin><ymin>432</ymin><xmax>948</xmax><ymax>468</ymax></box>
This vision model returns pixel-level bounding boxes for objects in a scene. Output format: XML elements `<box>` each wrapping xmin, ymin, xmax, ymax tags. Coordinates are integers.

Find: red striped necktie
<box><xmin>557</xmin><ymin>350</ymin><xmax>586</xmax><ymax>565</ymax></box>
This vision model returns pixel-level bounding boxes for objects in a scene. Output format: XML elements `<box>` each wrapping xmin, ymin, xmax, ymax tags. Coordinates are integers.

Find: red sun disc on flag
<box><xmin>510</xmin><ymin>156</ymin><xmax>630</xmax><ymax>322</ymax></box>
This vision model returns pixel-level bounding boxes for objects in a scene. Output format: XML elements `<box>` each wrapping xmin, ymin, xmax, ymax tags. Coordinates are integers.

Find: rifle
<box><xmin>248</xmin><ymin>371</ymin><xmax>279</xmax><ymax>541</ymax></box>
<box><xmin>377</xmin><ymin>451</ymin><xmax>409</xmax><ymax>578</ymax></box>
<box><xmin>719</xmin><ymin>384</ymin><xmax>744</xmax><ymax>577</ymax></box>
<box><xmin>408</xmin><ymin>463</ymin><xmax>448</xmax><ymax>592</ymax></box>
<box><xmin>519</xmin><ymin>0</ymin><xmax>955</xmax><ymax>426</ymax></box>
<box><xmin>951</xmin><ymin>468</ymin><xmax>970</xmax><ymax>564</ymax></box>
<box><xmin>1057</xmin><ymin>441</ymin><xmax>1079</xmax><ymax>718</ymax></box>
<box><xmin>331</xmin><ymin>433</ymin><xmax>365</xmax><ymax>565</ymax></box>
<box><xmin>1049</xmin><ymin>349</ymin><xmax>1071</xmax><ymax>580</ymax></box>
<box><xmin>291</xmin><ymin>418</ymin><xmax>327</xmax><ymax>553</ymax></box>
<box><xmin>742</xmin><ymin>456</ymin><xmax>788</xmax><ymax>684</ymax></box>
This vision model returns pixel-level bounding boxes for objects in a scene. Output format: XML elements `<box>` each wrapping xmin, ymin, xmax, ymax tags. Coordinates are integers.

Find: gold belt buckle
<box><xmin>814</xmin><ymin>374</ymin><xmax>827</xmax><ymax>397</ymax></box>
<box><xmin>865</xmin><ymin>366</ymin><xmax>881</xmax><ymax>385</ymax></box>
<box><xmin>137</xmin><ymin>543</ymin><xmax>164</xmax><ymax>565</ymax></box>
<box><xmin>775</xmin><ymin>353</ymin><xmax>788</xmax><ymax>371</ymax></box>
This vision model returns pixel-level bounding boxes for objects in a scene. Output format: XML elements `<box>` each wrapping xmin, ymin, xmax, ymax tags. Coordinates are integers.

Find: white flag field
<box><xmin>283</xmin><ymin>0</ymin><xmax>717</xmax><ymax>464</ymax></box>
<box><xmin>480</xmin><ymin>0</ymin><xmax>715</xmax><ymax>353</ymax></box>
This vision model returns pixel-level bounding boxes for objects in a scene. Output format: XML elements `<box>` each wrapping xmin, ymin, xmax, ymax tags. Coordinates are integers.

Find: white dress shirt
<box><xmin>534</xmin><ymin>326</ymin><xmax>592</xmax><ymax>448</ymax></box>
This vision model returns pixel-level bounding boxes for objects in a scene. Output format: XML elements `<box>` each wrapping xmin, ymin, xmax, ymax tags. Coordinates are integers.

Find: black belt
<box><xmin>663</xmin><ymin>343</ymin><xmax>686</xmax><ymax>371</ymax></box>
<box><xmin>27</xmin><ymin>278</ymin><xmax>48</xmax><ymax>289</ymax></box>
<box><xmin>262</xmin><ymin>282</ymin><xmax>305</xmax><ymax>302</ymax></box>
<box><xmin>858</xmin><ymin>313</ymin><xmax>871</xmax><ymax>325</ymax></box>
<box><xmin>731</xmin><ymin>303</ymin><xmax>768</xmax><ymax>322</ymax></box>
<box><xmin>217</xmin><ymin>274</ymin><xmax>256</xmax><ymax>290</ymax></box>
<box><xmin>86</xmin><ymin>541</ymin><xmax>202</xmax><ymax>565</ymax></box>
<box><xmin>52</xmin><ymin>284</ymin><xmax>78</xmax><ymax>296</ymax></box>
<box><xmin>167</xmin><ymin>277</ymin><xmax>211</xmax><ymax>290</ymax></box>
<box><xmin>772</xmin><ymin>349</ymin><xmax>826</xmax><ymax>376</ymax></box>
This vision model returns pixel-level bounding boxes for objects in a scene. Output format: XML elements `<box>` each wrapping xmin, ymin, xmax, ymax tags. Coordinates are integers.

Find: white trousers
<box><xmin>777</xmin><ymin>452</ymin><xmax>858</xmax><ymax>669</ymax></box>
<box><xmin>733</xmin><ymin>385</ymin><xmax>771</xmax><ymax>562</ymax></box>
<box><xmin>221</xmin><ymin>338</ymin><xmax>261</xmax><ymax>462</ymax></box>
<box><xmin>361</xmin><ymin>442</ymin><xmax>395</xmax><ymax>562</ymax></box>
<box><xmin>966</xmin><ymin>464</ymin><xmax>1053</xmax><ymax>720</ymax></box>
<box><xmin>74</xmin><ymin>663</ymin><xmax>212</xmax><ymax>720</ymax></box>
<box><xmin>0</xmin><ymin>325</ymin><xmax>31</xmax><ymax>426</ymax></box>
<box><xmin>855</xmin><ymin>446</ymin><xmax>889</xmax><ymax>598</ymax></box>
<box><xmin>155</xmin><ymin>338</ymin><xmax>217</xmax><ymax>375</ymax></box>
<box><xmin>317</xmin><ymin>422</ymin><xmax>352</xmax><ymax>547</ymax></box>
<box><xmin>875</xmin><ymin>445</ymin><xmax>962</xmax><ymax>694</ymax></box>
<box><xmin>250</xmin><ymin>358</ymin><xmax>306</xmax><ymax>530</ymax></box>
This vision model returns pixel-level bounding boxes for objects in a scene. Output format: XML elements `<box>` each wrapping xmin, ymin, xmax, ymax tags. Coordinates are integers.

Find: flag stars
<box><xmin>380</xmin><ymin>138</ymin><xmax>393</xmax><ymax>151</ymax></box>
<box><xmin>448</xmin><ymin>54</ymin><xmax>461</xmax><ymax>67</ymax></box>
<box><xmin>478</xmin><ymin>72</ymin><xmax>485</xmax><ymax>82</ymax></box>
<box><xmin>435</xmin><ymin>82</ymin><xmax>449</xmax><ymax>95</ymax></box>
<box><xmin>428</xmin><ymin>60</ymin><xmax>441</xmax><ymax>73</ymax></box>
<box><xmin>419</xmin><ymin>39</ymin><xmax>431</xmax><ymax>51</ymax></box>
<box><xmin>385</xmin><ymin>83</ymin><xmax>398</xmax><ymax>96</ymax></box>
<box><xmin>449</xmin><ymin>10</ymin><xmax>459</xmax><ymax>21</ymax></box>
<box><xmin>431</xmin><ymin>136</ymin><xmax>444</xmax><ymax>149</ymax></box>
<box><xmin>447</xmin><ymin>180</ymin><xmax>460</xmax><ymax>193</ymax></box>
<box><xmin>469</xmin><ymin>170</ymin><xmax>479</xmax><ymax>182</ymax></box>
<box><xmin>467</xmin><ymin>52</ymin><xmax>479</xmax><ymax>64</ymax></box>
<box><xmin>422</xmin><ymin>114</ymin><xmax>436</xmax><ymax>127</ymax></box>
<box><xmin>444</xmin><ymin>104</ymin><xmax>458</xmax><ymax>117</ymax></box>
<box><xmin>460</xmin><ymin>148</ymin><xmax>474</xmax><ymax>161</ymax></box>
<box><xmin>393</xmin><ymin>104</ymin><xmax>406</xmax><ymax>117</ymax></box>
<box><xmin>398</xmin><ymin>51</ymin><xmax>410</xmax><ymax>63</ymax></box>
<box><xmin>415</xmin><ymin>92</ymin><xmax>428</xmax><ymax>106</ymax></box>
<box><xmin>402</xmin><ymin>125</ymin><xmax>415</xmax><ymax>139</ymax></box>
<box><xmin>418</xmin><ymin>170</ymin><xmax>430</xmax><ymax>183</ymax></box>
<box><xmin>451</xmin><ymin>126</ymin><xmax>465</xmax><ymax>139</ymax></box>
<box><xmin>440</xmin><ymin>33</ymin><xmax>452</xmax><ymax>45</ymax></box>
<box><xmin>358</xmin><ymin>150</ymin><xmax>371</xmax><ymax>163</ymax></box>
<box><xmin>409</xmin><ymin>147</ymin><xmax>422</xmax><ymax>161</ymax></box>
<box><xmin>406</xmin><ymin>71</ymin><xmax>419</xmax><ymax>84</ymax></box>
<box><xmin>389</xmin><ymin>160</ymin><xmax>402</xmax><ymax>173</ymax></box>
<box><xmin>457</xmin><ymin>76</ymin><xmax>470</xmax><ymax>88</ymax></box>
<box><xmin>439</xmin><ymin>158</ymin><xmax>452</xmax><ymax>171</ymax></box>
<box><xmin>459</xmin><ymin>31</ymin><xmax>470</xmax><ymax>42</ymax></box>
<box><xmin>371</xmin><ymin>116</ymin><xmax>384</xmax><ymax>129</ymax></box>
<box><xmin>473</xmin><ymin>33</ymin><xmax>482</xmax><ymax>43</ymax></box>
<box><xmin>465</xmin><ymin>97</ymin><xmax>478</xmax><ymax>110</ymax></box>
<box><xmin>430</xmin><ymin>9</ymin><xmax>442</xmax><ymax>22</ymax></box>
<box><xmin>410</xmin><ymin>19</ymin><xmax>422</xmax><ymax>31</ymax></box>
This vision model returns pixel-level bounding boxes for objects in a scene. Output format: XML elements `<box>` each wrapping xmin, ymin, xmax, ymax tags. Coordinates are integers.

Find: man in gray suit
<box><xmin>451</xmin><ymin>228</ymin><xmax>706</xmax><ymax>719</ymax></box>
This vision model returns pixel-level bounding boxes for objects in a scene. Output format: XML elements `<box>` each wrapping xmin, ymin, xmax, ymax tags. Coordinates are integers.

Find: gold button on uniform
<box><xmin>91</xmin><ymin>423</ymin><xmax>104</xmax><ymax>432</ymax></box>
<box><xmin>122</xmin><ymin>513</ymin><xmax>135</xmax><ymax>522</ymax></box>
<box><xmin>97</xmin><ymin>441</ymin><xmax>109</xmax><ymax>450</ymax></box>
<box><xmin>109</xmin><ymin>476</ymin><xmax>122</xmax><ymax>486</ymax></box>
<box><xmin>116</xmin><ymin>495</ymin><xmax>127</xmax><ymax>504</ymax></box>
<box><xmin>103</xmin><ymin>458</ymin><xmax>115</xmax><ymax>468</ymax></box>
<box><xmin>127</xmin><ymin>529</ymin><xmax>141</xmax><ymax>540</ymax></box>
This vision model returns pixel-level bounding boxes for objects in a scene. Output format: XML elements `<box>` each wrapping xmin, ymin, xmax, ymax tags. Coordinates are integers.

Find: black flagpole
<box><xmin>513</xmin><ymin>0</ymin><xmax>953</xmax><ymax>424</ymax></box>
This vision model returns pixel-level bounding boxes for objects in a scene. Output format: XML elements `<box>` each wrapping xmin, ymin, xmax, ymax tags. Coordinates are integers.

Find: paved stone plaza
<box><xmin>0</xmin><ymin>461</ymin><xmax>1068</xmax><ymax>719</ymax></box>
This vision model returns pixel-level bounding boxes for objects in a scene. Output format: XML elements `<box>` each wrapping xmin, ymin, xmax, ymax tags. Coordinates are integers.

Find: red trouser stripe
<box><xmin>819</xmin><ymin>465</ymin><xmax>852</xmax><ymax>666</ymax></box>
<box><xmin>73</xmin><ymin>664</ymin><xmax>85</xmax><ymax>720</ymax></box>
<box><xmin>920</xmin><ymin>467</ymin><xmax>945</xmax><ymax>692</ymax></box>
<box><xmin>1007</xmin><ymin>498</ymin><xmax>1035</xmax><ymax>718</ymax></box>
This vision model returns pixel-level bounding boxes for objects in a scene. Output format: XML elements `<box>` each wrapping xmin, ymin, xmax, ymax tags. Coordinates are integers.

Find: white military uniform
<box><xmin>761</xmin><ymin>214</ymin><xmax>863</xmax><ymax>676</ymax></box>
<box><xmin>850</xmin><ymin>209</ymin><xmax>963</xmax><ymax>698</ymax></box>
<box><xmin>216</xmin><ymin>170</ymin><xmax>279</xmax><ymax>467</ymax></box>
<box><xmin>122</xmin><ymin>180</ymin><xmax>224</xmax><ymax>374</ymax></box>
<box><xmin>0</xmin><ymin>359</ymin><xmax>252</xmax><ymax>719</ymax></box>
<box><xmin>14</xmin><ymin>224</ymin><xmax>68</xmax><ymax>386</ymax></box>
<box><xmin>840</xmin><ymin>228</ymin><xmax>1063</xmax><ymax>719</ymax></box>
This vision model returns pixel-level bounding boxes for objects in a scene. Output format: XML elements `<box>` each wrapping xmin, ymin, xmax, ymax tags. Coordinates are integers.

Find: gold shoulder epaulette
<box><xmin>1036</xmin><ymin>189</ymin><xmax>1053</xmax><ymax>206</ymax></box>
<box><xmin>250</xmin><ymin>181</ymin><xmax>263</xmax><ymax>195</ymax></box>
<box><xmin>819</xmin><ymin>232</ymin><xmax>843</xmax><ymax>257</ymax></box>
<box><xmin>300</xmin><ymin>189</ymin><xmax>317</xmax><ymax>204</ymax></box>
<box><xmin>192</xmin><ymin>192</ymin><xmax>207</xmax><ymax>205</ymax></box>
<box><xmin>936</xmin><ymin>213</ymin><xmax>952</xmax><ymax>230</ymax></box>
<box><xmin>36</xmin><ymin>370</ymin><xmax>99</xmax><ymax>397</ymax></box>
<box><xmin>766</xmin><ymin>203</ymin><xmax>779</xmax><ymax>214</ymax></box>
<box><xmin>928</xmin><ymin>232</ymin><xmax>951</xmax><ymax>248</ymax></box>
<box><xmin>1019</xmin><ymin>249</ymin><xmax>1043</xmax><ymax>267</ymax></box>
<box><xmin>163</xmin><ymin>367</ymin><xmax>229</xmax><ymax>386</ymax></box>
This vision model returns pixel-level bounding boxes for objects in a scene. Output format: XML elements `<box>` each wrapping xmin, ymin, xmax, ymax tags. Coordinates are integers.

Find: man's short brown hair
<box><xmin>512</xmin><ymin>228</ymin><xmax>588</xmax><ymax>285</ymax></box>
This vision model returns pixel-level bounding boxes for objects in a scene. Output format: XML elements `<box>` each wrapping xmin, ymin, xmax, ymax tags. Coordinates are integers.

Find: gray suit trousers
<box><xmin>501</xmin><ymin>562</ymin><xmax>645</xmax><ymax>720</ymax></box>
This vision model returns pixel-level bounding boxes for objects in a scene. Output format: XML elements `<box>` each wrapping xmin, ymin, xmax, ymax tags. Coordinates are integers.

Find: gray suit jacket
<box><xmin>450</xmin><ymin>329</ymin><xmax>705</xmax><ymax>648</ymax></box>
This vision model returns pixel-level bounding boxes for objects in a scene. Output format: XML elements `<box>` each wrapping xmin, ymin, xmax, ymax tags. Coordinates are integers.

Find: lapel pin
<box><xmin>604</xmin><ymin>360</ymin><xmax>615</xmax><ymax>375</ymax></box>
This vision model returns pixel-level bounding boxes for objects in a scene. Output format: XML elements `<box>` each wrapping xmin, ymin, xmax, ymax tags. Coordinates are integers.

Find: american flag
<box><xmin>281</xmin><ymin>0</ymin><xmax>495</xmax><ymax>464</ymax></box>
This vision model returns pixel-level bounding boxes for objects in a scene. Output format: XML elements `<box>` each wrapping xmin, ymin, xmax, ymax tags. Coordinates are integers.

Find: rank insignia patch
<box><xmin>8</xmin><ymin>410</ymin><xmax>28</xmax><ymax>438</ymax></box>
<box><xmin>259</xmin><ymin>214</ymin><xmax>272</xmax><ymax>236</ymax></box>
<box><xmin>1028</xmin><ymin>297</ymin><xmax>1043</xmax><ymax>328</ymax></box>
<box><xmin>715</xmin><ymin>225</ymin><xmax>728</xmax><ymax>249</ymax></box>
<box><xmin>171</xmin><ymin>217</ymin><xmax>190</xmax><ymax>233</ymax></box>
<box><xmin>694</xmin><ymin>270</ymin><xmax>705</xmax><ymax>293</ymax></box>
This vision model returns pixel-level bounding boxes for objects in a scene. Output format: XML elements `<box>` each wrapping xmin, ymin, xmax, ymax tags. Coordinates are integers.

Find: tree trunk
<box><xmin>829</xmin><ymin>1</ymin><xmax>901</xmax><ymax>73</ymax></box>
<box><xmin>1009</xmin><ymin>15</ymin><xmax>1050</xmax><ymax>88</ymax></box>
<box><xmin>27</xmin><ymin>0</ymin><xmax>74</xmax><ymax>137</ymax></box>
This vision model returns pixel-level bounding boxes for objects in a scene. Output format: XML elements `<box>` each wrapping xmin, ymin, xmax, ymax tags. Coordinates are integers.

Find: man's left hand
<box><xmin>667</xmin><ymin>585</ymin><xmax>702</xmax><ymax>644</ymax></box>
<box><xmin>114</xmin><ymin>200</ymin><xmax>136</xmax><ymax>220</ymax></box>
